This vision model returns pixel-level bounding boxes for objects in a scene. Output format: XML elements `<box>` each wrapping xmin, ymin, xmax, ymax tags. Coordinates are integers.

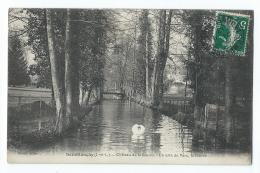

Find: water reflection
<box><xmin>43</xmin><ymin>100</ymin><xmax>193</xmax><ymax>154</ymax></box>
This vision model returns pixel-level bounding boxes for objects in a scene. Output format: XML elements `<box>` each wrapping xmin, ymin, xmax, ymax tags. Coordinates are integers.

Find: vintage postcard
<box><xmin>7</xmin><ymin>8</ymin><xmax>253</xmax><ymax>164</ymax></box>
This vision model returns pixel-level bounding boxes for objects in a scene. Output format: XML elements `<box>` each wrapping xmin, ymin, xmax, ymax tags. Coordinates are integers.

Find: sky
<box><xmin>9</xmin><ymin>8</ymin><xmax>36</xmax><ymax>65</ymax></box>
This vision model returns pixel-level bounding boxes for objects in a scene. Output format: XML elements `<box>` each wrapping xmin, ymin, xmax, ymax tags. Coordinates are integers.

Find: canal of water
<box><xmin>33</xmin><ymin>100</ymin><xmax>193</xmax><ymax>155</ymax></box>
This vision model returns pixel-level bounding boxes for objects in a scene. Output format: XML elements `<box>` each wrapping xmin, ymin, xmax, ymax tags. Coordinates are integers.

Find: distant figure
<box><xmin>132</xmin><ymin>124</ymin><xmax>145</xmax><ymax>136</ymax></box>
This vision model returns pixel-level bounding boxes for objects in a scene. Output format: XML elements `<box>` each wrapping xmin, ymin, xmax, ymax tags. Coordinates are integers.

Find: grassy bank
<box><xmin>8</xmin><ymin>101</ymin><xmax>95</xmax><ymax>150</ymax></box>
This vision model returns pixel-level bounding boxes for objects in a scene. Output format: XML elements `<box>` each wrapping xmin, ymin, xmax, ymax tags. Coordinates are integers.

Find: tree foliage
<box><xmin>26</xmin><ymin>9</ymin><xmax>66</xmax><ymax>88</ymax></box>
<box><xmin>136</xmin><ymin>10</ymin><xmax>154</xmax><ymax>96</ymax></box>
<box><xmin>79</xmin><ymin>10</ymin><xmax>110</xmax><ymax>93</ymax></box>
<box><xmin>8</xmin><ymin>35</ymin><xmax>30</xmax><ymax>86</ymax></box>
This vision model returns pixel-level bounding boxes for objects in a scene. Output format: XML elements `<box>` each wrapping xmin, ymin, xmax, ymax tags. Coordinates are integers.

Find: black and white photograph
<box><xmin>7</xmin><ymin>8</ymin><xmax>253</xmax><ymax>164</ymax></box>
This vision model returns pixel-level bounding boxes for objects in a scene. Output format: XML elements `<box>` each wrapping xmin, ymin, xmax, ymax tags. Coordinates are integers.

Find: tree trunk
<box><xmin>151</xmin><ymin>10</ymin><xmax>166</xmax><ymax>107</ymax></box>
<box><xmin>79</xmin><ymin>83</ymin><xmax>83</xmax><ymax>106</ymax></box>
<box><xmin>224</xmin><ymin>57</ymin><xmax>233</xmax><ymax>145</ymax></box>
<box><xmin>81</xmin><ymin>88</ymin><xmax>93</xmax><ymax>106</ymax></box>
<box><xmin>192</xmin><ymin>18</ymin><xmax>203</xmax><ymax>129</ymax></box>
<box><xmin>145</xmin><ymin>31</ymin><xmax>150</xmax><ymax>98</ymax></box>
<box><xmin>151</xmin><ymin>10</ymin><xmax>172</xmax><ymax>107</ymax></box>
<box><xmin>64</xmin><ymin>9</ymin><xmax>80</xmax><ymax>125</ymax></box>
<box><xmin>131</xmin><ymin>21</ymin><xmax>138</xmax><ymax>97</ymax></box>
<box><xmin>141</xmin><ymin>10</ymin><xmax>150</xmax><ymax>99</ymax></box>
<box><xmin>86</xmin><ymin>89</ymin><xmax>93</xmax><ymax>105</ymax></box>
<box><xmin>99</xmin><ymin>80</ymin><xmax>104</xmax><ymax>100</ymax></box>
<box><xmin>46</xmin><ymin>9</ymin><xmax>65</xmax><ymax>135</ymax></box>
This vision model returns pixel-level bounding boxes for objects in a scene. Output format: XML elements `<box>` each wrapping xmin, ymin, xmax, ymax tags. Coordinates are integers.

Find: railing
<box><xmin>8</xmin><ymin>87</ymin><xmax>52</xmax><ymax>107</ymax></box>
<box><xmin>162</xmin><ymin>96</ymin><xmax>194</xmax><ymax>114</ymax></box>
<box><xmin>102</xmin><ymin>91</ymin><xmax>124</xmax><ymax>95</ymax></box>
<box><xmin>8</xmin><ymin>95</ymin><xmax>52</xmax><ymax>107</ymax></box>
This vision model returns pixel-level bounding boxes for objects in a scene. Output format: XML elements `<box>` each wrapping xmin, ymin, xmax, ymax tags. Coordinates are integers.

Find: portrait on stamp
<box><xmin>213</xmin><ymin>11</ymin><xmax>250</xmax><ymax>56</ymax></box>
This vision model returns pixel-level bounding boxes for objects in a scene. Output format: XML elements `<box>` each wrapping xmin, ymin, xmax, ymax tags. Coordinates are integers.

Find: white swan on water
<box><xmin>131</xmin><ymin>124</ymin><xmax>145</xmax><ymax>135</ymax></box>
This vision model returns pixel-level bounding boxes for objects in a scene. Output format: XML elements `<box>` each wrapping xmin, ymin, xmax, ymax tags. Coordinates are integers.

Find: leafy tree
<box><xmin>151</xmin><ymin>10</ymin><xmax>173</xmax><ymax>107</ymax></box>
<box><xmin>182</xmin><ymin>10</ymin><xmax>253</xmax><ymax>145</ymax></box>
<box><xmin>8</xmin><ymin>35</ymin><xmax>30</xmax><ymax>86</ymax></box>
<box><xmin>136</xmin><ymin>10</ymin><xmax>153</xmax><ymax>98</ymax></box>
<box><xmin>181</xmin><ymin>10</ymin><xmax>218</xmax><ymax>122</ymax></box>
<box><xmin>26</xmin><ymin>9</ymin><xmax>66</xmax><ymax>88</ymax></box>
<box><xmin>78</xmin><ymin>10</ymin><xmax>111</xmax><ymax>105</ymax></box>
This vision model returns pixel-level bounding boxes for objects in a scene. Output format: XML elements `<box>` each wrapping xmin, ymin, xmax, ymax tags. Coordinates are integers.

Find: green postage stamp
<box><xmin>213</xmin><ymin>11</ymin><xmax>250</xmax><ymax>56</ymax></box>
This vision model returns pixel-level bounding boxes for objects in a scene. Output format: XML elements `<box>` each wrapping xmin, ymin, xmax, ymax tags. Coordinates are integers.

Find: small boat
<box><xmin>131</xmin><ymin>124</ymin><xmax>145</xmax><ymax>135</ymax></box>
